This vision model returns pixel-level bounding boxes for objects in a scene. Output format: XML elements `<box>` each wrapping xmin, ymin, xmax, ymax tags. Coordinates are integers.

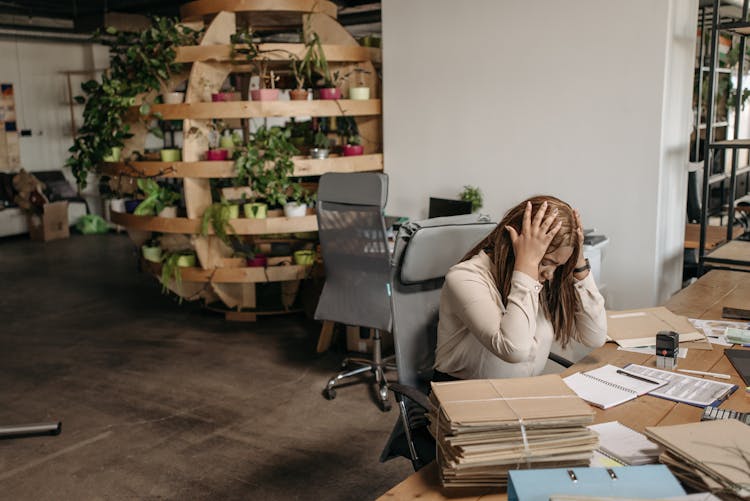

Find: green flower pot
<box><xmin>102</xmin><ymin>146</ymin><xmax>122</xmax><ymax>162</ymax></box>
<box><xmin>294</xmin><ymin>250</ymin><xmax>315</xmax><ymax>266</ymax></box>
<box><xmin>175</xmin><ymin>254</ymin><xmax>196</xmax><ymax>267</ymax></box>
<box><xmin>243</xmin><ymin>202</ymin><xmax>268</xmax><ymax>219</ymax></box>
<box><xmin>142</xmin><ymin>245</ymin><xmax>163</xmax><ymax>263</ymax></box>
<box><xmin>160</xmin><ymin>148</ymin><xmax>181</xmax><ymax>162</ymax></box>
<box><xmin>227</xmin><ymin>204</ymin><xmax>240</xmax><ymax>219</ymax></box>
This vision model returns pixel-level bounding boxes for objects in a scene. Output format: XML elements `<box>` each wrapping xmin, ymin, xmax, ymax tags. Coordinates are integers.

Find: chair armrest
<box><xmin>389</xmin><ymin>382</ymin><xmax>435</xmax><ymax>413</ymax></box>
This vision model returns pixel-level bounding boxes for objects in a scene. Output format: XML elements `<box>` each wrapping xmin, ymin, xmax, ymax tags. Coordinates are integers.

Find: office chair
<box><xmin>315</xmin><ymin>172</ymin><xmax>395</xmax><ymax>411</ymax></box>
<box><xmin>379</xmin><ymin>214</ymin><xmax>497</xmax><ymax>470</ymax></box>
<box><xmin>378</xmin><ymin>214</ymin><xmax>575</xmax><ymax>470</ymax></box>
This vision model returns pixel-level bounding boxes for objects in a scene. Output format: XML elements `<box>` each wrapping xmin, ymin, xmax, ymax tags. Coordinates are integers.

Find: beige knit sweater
<box><xmin>434</xmin><ymin>250</ymin><xmax>607</xmax><ymax>379</ymax></box>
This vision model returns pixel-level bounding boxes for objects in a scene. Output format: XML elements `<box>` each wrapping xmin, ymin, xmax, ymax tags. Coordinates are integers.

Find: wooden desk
<box><xmin>378</xmin><ymin>270</ymin><xmax>750</xmax><ymax>501</ymax></box>
<box><xmin>683</xmin><ymin>223</ymin><xmax>743</xmax><ymax>250</ymax></box>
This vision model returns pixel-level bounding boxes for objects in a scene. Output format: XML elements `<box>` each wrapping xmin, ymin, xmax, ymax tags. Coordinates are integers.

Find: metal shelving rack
<box><xmin>699</xmin><ymin>0</ymin><xmax>750</xmax><ymax>273</ymax></box>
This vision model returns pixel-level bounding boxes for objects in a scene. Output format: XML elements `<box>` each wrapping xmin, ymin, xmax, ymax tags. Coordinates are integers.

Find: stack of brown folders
<box><xmin>428</xmin><ymin>374</ymin><xmax>599</xmax><ymax>488</ymax></box>
<box><xmin>645</xmin><ymin>420</ymin><xmax>750</xmax><ymax>501</ymax></box>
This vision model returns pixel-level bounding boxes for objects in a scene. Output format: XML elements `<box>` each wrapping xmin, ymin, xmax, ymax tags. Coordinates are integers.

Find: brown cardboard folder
<box><xmin>606</xmin><ymin>306</ymin><xmax>706</xmax><ymax>348</ymax></box>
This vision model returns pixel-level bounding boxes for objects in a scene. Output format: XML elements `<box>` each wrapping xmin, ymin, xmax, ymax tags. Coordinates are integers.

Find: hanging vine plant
<box><xmin>67</xmin><ymin>17</ymin><xmax>203</xmax><ymax>188</ymax></box>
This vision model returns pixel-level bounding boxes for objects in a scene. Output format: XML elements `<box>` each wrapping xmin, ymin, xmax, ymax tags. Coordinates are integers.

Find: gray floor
<box><xmin>0</xmin><ymin>233</ymin><xmax>411</xmax><ymax>500</ymax></box>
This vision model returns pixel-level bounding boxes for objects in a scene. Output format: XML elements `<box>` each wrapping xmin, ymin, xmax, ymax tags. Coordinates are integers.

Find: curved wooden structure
<box><xmin>102</xmin><ymin>154</ymin><xmax>383</xmax><ymax>178</ymax></box>
<box><xmin>110</xmin><ymin>2</ymin><xmax>382</xmax><ymax>317</ymax></box>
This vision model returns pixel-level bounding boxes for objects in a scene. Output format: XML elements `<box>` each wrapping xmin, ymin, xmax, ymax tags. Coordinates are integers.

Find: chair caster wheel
<box><xmin>323</xmin><ymin>387</ymin><xmax>336</xmax><ymax>400</ymax></box>
<box><xmin>378</xmin><ymin>387</ymin><xmax>391</xmax><ymax>412</ymax></box>
<box><xmin>380</xmin><ymin>400</ymin><xmax>391</xmax><ymax>412</ymax></box>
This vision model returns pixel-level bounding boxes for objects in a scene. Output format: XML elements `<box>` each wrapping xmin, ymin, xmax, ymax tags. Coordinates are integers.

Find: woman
<box><xmin>434</xmin><ymin>195</ymin><xmax>607</xmax><ymax>380</ymax></box>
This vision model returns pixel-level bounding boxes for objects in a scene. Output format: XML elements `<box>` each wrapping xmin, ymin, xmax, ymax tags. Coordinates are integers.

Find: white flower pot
<box><xmin>158</xmin><ymin>206</ymin><xmax>178</xmax><ymax>218</ymax></box>
<box><xmin>283</xmin><ymin>202</ymin><xmax>307</xmax><ymax>218</ymax></box>
<box><xmin>349</xmin><ymin>86</ymin><xmax>370</xmax><ymax>100</ymax></box>
<box><xmin>110</xmin><ymin>198</ymin><xmax>126</xmax><ymax>213</ymax></box>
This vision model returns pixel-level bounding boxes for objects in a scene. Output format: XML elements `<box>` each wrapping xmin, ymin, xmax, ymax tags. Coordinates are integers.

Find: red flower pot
<box><xmin>211</xmin><ymin>92</ymin><xmax>241</xmax><ymax>102</ymax></box>
<box><xmin>247</xmin><ymin>254</ymin><xmax>267</xmax><ymax>267</ymax></box>
<box><xmin>290</xmin><ymin>89</ymin><xmax>309</xmax><ymax>101</ymax></box>
<box><xmin>342</xmin><ymin>144</ymin><xmax>364</xmax><ymax>156</ymax></box>
<box><xmin>318</xmin><ymin>87</ymin><xmax>342</xmax><ymax>100</ymax></box>
<box><xmin>206</xmin><ymin>149</ymin><xmax>229</xmax><ymax>161</ymax></box>
<box><xmin>250</xmin><ymin>89</ymin><xmax>280</xmax><ymax>101</ymax></box>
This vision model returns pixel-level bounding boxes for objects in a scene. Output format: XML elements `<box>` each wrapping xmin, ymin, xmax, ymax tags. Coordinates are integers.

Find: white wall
<box><xmin>0</xmin><ymin>38</ymin><xmax>108</xmax><ymax>177</ymax></box>
<box><xmin>382</xmin><ymin>0</ymin><xmax>698</xmax><ymax>309</ymax></box>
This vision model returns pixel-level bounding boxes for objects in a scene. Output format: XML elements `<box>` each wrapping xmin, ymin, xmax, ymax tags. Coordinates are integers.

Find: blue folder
<box><xmin>508</xmin><ymin>465</ymin><xmax>685</xmax><ymax>501</ymax></box>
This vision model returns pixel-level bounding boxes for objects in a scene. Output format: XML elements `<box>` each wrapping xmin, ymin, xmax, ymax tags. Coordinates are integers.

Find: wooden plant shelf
<box><xmin>102</xmin><ymin>154</ymin><xmax>383</xmax><ymax>178</ymax></box>
<box><xmin>180</xmin><ymin>264</ymin><xmax>312</xmax><ymax>283</ymax></box>
<box><xmin>129</xmin><ymin>99</ymin><xmax>381</xmax><ymax>120</ymax></box>
<box><xmin>180</xmin><ymin>0</ymin><xmax>337</xmax><ymax>21</ymax></box>
<box><xmin>111</xmin><ymin>211</ymin><xmax>318</xmax><ymax>234</ymax></box>
<box><xmin>175</xmin><ymin>43</ymin><xmax>379</xmax><ymax>64</ymax></box>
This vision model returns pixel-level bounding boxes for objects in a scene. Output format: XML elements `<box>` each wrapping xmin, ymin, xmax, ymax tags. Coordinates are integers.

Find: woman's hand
<box><xmin>505</xmin><ymin>201</ymin><xmax>562</xmax><ymax>280</ymax></box>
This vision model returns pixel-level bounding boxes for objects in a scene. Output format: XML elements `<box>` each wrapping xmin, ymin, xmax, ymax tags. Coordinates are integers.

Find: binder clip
<box><xmin>655</xmin><ymin>331</ymin><xmax>679</xmax><ymax>370</ymax></box>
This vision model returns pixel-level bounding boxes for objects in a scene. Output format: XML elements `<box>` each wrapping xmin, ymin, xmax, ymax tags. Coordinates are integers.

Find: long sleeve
<box><xmin>571</xmin><ymin>272</ymin><xmax>607</xmax><ymax>348</ymax></box>
<box><xmin>443</xmin><ymin>268</ymin><xmax>543</xmax><ymax>363</ymax></box>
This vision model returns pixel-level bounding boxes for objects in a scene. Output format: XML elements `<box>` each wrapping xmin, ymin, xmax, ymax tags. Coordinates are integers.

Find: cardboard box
<box><xmin>28</xmin><ymin>201</ymin><xmax>69</xmax><ymax>241</ymax></box>
<box><xmin>346</xmin><ymin>325</ymin><xmax>393</xmax><ymax>354</ymax></box>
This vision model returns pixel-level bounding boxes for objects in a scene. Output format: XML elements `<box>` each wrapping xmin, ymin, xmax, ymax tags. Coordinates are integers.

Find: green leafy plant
<box><xmin>459</xmin><ymin>185</ymin><xmax>483</xmax><ymax>212</ymax></box>
<box><xmin>133</xmin><ymin>178</ymin><xmax>181</xmax><ymax>216</ymax></box>
<box><xmin>160</xmin><ymin>251</ymin><xmax>195</xmax><ymax>298</ymax></box>
<box><xmin>337</xmin><ymin>116</ymin><xmax>360</xmax><ymax>145</ymax></box>
<box><xmin>67</xmin><ymin>17</ymin><xmax>202</xmax><ymax>188</ymax></box>
<box><xmin>233</xmin><ymin>125</ymin><xmax>299</xmax><ymax>207</ymax></box>
<box><xmin>313</xmin><ymin>130</ymin><xmax>330</xmax><ymax>149</ymax></box>
<box><xmin>289</xmin><ymin>183</ymin><xmax>317</xmax><ymax>206</ymax></box>
<box><xmin>200</xmin><ymin>198</ymin><xmax>237</xmax><ymax>247</ymax></box>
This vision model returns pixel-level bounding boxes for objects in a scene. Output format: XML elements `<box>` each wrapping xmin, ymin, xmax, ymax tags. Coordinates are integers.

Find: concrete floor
<box><xmin>0</xmin><ymin>233</ymin><xmax>411</xmax><ymax>500</ymax></box>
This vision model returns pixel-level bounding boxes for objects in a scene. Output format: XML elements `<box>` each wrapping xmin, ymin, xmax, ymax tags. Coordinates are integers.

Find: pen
<box><xmin>677</xmin><ymin>369</ymin><xmax>731</xmax><ymax>380</ymax></box>
<box><xmin>616</xmin><ymin>369</ymin><xmax>662</xmax><ymax>385</ymax></box>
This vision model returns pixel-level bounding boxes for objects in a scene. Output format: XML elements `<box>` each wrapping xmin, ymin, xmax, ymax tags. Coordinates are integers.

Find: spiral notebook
<box><xmin>563</xmin><ymin>364</ymin><xmax>668</xmax><ymax>409</ymax></box>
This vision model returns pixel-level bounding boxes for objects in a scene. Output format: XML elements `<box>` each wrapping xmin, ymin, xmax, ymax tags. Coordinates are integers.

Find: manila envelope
<box><xmin>606</xmin><ymin>306</ymin><xmax>707</xmax><ymax>349</ymax></box>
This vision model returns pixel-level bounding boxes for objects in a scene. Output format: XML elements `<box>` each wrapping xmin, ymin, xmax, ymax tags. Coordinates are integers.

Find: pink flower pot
<box><xmin>206</xmin><ymin>149</ymin><xmax>229</xmax><ymax>161</ymax></box>
<box><xmin>247</xmin><ymin>254</ymin><xmax>267</xmax><ymax>267</ymax></box>
<box><xmin>250</xmin><ymin>89</ymin><xmax>280</xmax><ymax>101</ymax></box>
<box><xmin>342</xmin><ymin>144</ymin><xmax>364</xmax><ymax>156</ymax></box>
<box><xmin>211</xmin><ymin>92</ymin><xmax>241</xmax><ymax>102</ymax></box>
<box><xmin>318</xmin><ymin>87</ymin><xmax>342</xmax><ymax>100</ymax></box>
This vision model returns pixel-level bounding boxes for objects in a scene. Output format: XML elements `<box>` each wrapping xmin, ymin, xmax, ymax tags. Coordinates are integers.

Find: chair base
<box><xmin>322</xmin><ymin>328</ymin><xmax>396</xmax><ymax>412</ymax></box>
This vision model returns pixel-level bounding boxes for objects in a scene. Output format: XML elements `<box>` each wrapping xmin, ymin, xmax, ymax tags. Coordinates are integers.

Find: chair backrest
<box><xmin>390</xmin><ymin>214</ymin><xmax>496</xmax><ymax>392</ymax></box>
<box><xmin>314</xmin><ymin>172</ymin><xmax>392</xmax><ymax>332</ymax></box>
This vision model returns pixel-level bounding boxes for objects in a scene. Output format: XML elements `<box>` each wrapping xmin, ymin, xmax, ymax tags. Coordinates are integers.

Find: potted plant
<box><xmin>310</xmin><ymin>130</ymin><xmax>330</xmax><ymax>159</ymax></box>
<box><xmin>141</xmin><ymin>238</ymin><xmax>163</xmax><ymax>263</ymax></box>
<box><xmin>459</xmin><ymin>185</ymin><xmax>483</xmax><ymax>212</ymax></box>
<box><xmin>342</xmin><ymin>134</ymin><xmax>364</xmax><ymax>156</ymax></box>
<box><xmin>160</xmin><ymin>250</ymin><xmax>197</xmax><ymax>294</ymax></box>
<box><xmin>211</xmin><ymin>85</ymin><xmax>241</xmax><ymax>102</ymax></box>
<box><xmin>160</xmin><ymin>148</ymin><xmax>181</xmax><ymax>162</ymax></box>
<box><xmin>301</xmin><ymin>31</ymin><xmax>344</xmax><ymax>100</ymax></box>
<box><xmin>102</xmin><ymin>146</ymin><xmax>122</xmax><ymax>162</ymax></box>
<box><xmin>283</xmin><ymin>183</ymin><xmax>316</xmax><ymax>218</ymax></box>
<box><xmin>201</xmin><ymin>198</ymin><xmax>238</xmax><ymax>247</ymax></box>
<box><xmin>293</xmin><ymin>249</ymin><xmax>315</xmax><ymax>266</ymax></box>
<box><xmin>289</xmin><ymin>55</ymin><xmax>310</xmax><ymax>101</ymax></box>
<box><xmin>250</xmin><ymin>61</ymin><xmax>280</xmax><ymax>101</ymax></box>
<box><xmin>243</xmin><ymin>196</ymin><xmax>268</xmax><ymax>219</ymax></box>
<box><xmin>132</xmin><ymin>178</ymin><xmax>181</xmax><ymax>217</ymax></box>
<box><xmin>162</xmin><ymin>91</ymin><xmax>184</xmax><ymax>104</ymax></box>
<box><xmin>233</xmin><ymin>125</ymin><xmax>298</xmax><ymax>215</ymax></box>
